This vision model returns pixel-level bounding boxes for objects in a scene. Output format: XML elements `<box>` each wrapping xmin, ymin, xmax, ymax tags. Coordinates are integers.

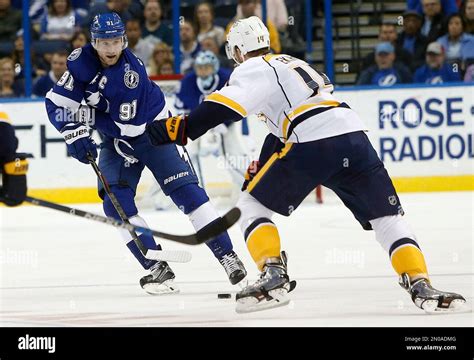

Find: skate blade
<box><xmin>142</xmin><ymin>280</ymin><xmax>180</xmax><ymax>296</ymax></box>
<box><xmin>422</xmin><ymin>298</ymin><xmax>468</xmax><ymax>314</ymax></box>
<box><xmin>235</xmin><ymin>289</ymin><xmax>290</xmax><ymax>314</ymax></box>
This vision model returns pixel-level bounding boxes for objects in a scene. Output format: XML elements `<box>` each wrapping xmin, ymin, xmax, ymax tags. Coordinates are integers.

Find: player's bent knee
<box><xmin>169</xmin><ymin>183</ymin><xmax>209</xmax><ymax>214</ymax></box>
<box><xmin>236</xmin><ymin>192</ymin><xmax>274</xmax><ymax>235</ymax></box>
<box><xmin>103</xmin><ymin>186</ymin><xmax>138</xmax><ymax>219</ymax></box>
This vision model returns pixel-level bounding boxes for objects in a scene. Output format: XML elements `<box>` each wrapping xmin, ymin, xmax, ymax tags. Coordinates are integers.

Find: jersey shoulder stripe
<box><xmin>205</xmin><ymin>93</ymin><xmax>247</xmax><ymax>117</ymax></box>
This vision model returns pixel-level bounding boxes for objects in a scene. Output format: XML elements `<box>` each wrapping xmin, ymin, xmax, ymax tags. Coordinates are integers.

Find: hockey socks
<box><xmin>390</xmin><ymin>238</ymin><xmax>429</xmax><ymax>281</ymax></box>
<box><xmin>370</xmin><ymin>215</ymin><xmax>429</xmax><ymax>282</ymax></box>
<box><xmin>244</xmin><ymin>218</ymin><xmax>281</xmax><ymax>271</ymax></box>
<box><xmin>103</xmin><ymin>186</ymin><xmax>161</xmax><ymax>269</ymax></box>
<box><xmin>170</xmin><ymin>184</ymin><xmax>233</xmax><ymax>258</ymax></box>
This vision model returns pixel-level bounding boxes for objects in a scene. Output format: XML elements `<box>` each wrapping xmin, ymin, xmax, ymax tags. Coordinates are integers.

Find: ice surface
<box><xmin>1</xmin><ymin>192</ymin><xmax>472</xmax><ymax>326</ymax></box>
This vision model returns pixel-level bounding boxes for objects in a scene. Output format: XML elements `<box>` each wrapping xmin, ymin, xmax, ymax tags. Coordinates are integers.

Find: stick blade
<box><xmin>145</xmin><ymin>249</ymin><xmax>192</xmax><ymax>263</ymax></box>
<box><xmin>195</xmin><ymin>207</ymin><xmax>241</xmax><ymax>244</ymax></box>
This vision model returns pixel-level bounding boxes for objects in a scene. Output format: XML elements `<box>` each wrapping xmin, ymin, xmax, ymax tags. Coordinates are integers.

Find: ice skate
<box><xmin>139</xmin><ymin>261</ymin><xmax>179</xmax><ymax>295</ymax></box>
<box><xmin>399</xmin><ymin>273</ymin><xmax>466</xmax><ymax>313</ymax></box>
<box><xmin>236</xmin><ymin>252</ymin><xmax>296</xmax><ymax>313</ymax></box>
<box><xmin>219</xmin><ymin>251</ymin><xmax>247</xmax><ymax>285</ymax></box>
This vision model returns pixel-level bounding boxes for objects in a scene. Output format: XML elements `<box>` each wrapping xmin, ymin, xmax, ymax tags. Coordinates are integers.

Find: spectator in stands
<box><xmin>436</xmin><ymin>13</ymin><xmax>474</xmax><ymax>62</ymax></box>
<box><xmin>362</xmin><ymin>23</ymin><xmax>413</xmax><ymax>72</ymax></box>
<box><xmin>11</xmin><ymin>30</ymin><xmax>47</xmax><ymax>80</ymax></box>
<box><xmin>40</xmin><ymin>0</ymin><xmax>83</xmax><ymax>41</ymax></box>
<box><xmin>357</xmin><ymin>42</ymin><xmax>412</xmax><ymax>86</ymax></box>
<box><xmin>397</xmin><ymin>11</ymin><xmax>429</xmax><ymax>70</ymax></box>
<box><xmin>278</xmin><ymin>0</ymin><xmax>305</xmax><ymax>58</ymax></box>
<box><xmin>0</xmin><ymin>57</ymin><xmax>24</xmax><ymax>97</ymax></box>
<box><xmin>29</xmin><ymin>0</ymin><xmax>89</xmax><ymax>26</ymax></box>
<box><xmin>407</xmin><ymin>0</ymin><xmax>458</xmax><ymax>15</ymax></box>
<box><xmin>71</xmin><ymin>0</ymin><xmax>89</xmax><ymax>18</ymax></box>
<box><xmin>70</xmin><ymin>30</ymin><xmax>89</xmax><ymax>50</ymax></box>
<box><xmin>413</xmin><ymin>42</ymin><xmax>461</xmax><ymax>82</ymax></box>
<box><xmin>142</xmin><ymin>0</ymin><xmax>173</xmax><ymax>47</ymax></box>
<box><xmin>464</xmin><ymin>63</ymin><xmax>474</xmax><ymax>81</ymax></box>
<box><xmin>32</xmin><ymin>50</ymin><xmax>68</xmax><ymax>97</ymax></box>
<box><xmin>157</xmin><ymin>59</ymin><xmax>174</xmax><ymax>75</ymax></box>
<box><xmin>0</xmin><ymin>0</ymin><xmax>22</xmax><ymax>42</ymax></box>
<box><xmin>126</xmin><ymin>19</ymin><xmax>154</xmax><ymax>65</ymax></box>
<box><xmin>461</xmin><ymin>0</ymin><xmax>474</xmax><ymax>34</ymax></box>
<box><xmin>86</xmin><ymin>0</ymin><xmax>142</xmax><ymax>28</ymax></box>
<box><xmin>420</xmin><ymin>0</ymin><xmax>446</xmax><ymax>42</ymax></box>
<box><xmin>200</xmin><ymin>35</ymin><xmax>234</xmax><ymax>70</ymax></box>
<box><xmin>227</xmin><ymin>0</ymin><xmax>281</xmax><ymax>54</ymax></box>
<box><xmin>180</xmin><ymin>19</ymin><xmax>201</xmax><ymax>74</ymax></box>
<box><xmin>147</xmin><ymin>42</ymin><xmax>173</xmax><ymax>76</ymax></box>
<box><xmin>194</xmin><ymin>2</ymin><xmax>225</xmax><ymax>47</ymax></box>
<box><xmin>236</xmin><ymin>0</ymin><xmax>289</xmax><ymax>31</ymax></box>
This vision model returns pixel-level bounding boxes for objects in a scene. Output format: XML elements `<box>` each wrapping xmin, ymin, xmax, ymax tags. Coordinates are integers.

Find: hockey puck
<box><xmin>217</xmin><ymin>293</ymin><xmax>232</xmax><ymax>299</ymax></box>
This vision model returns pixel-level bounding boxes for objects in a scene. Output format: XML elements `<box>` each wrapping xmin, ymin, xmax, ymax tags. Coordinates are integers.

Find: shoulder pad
<box><xmin>67</xmin><ymin>44</ymin><xmax>101</xmax><ymax>83</ymax></box>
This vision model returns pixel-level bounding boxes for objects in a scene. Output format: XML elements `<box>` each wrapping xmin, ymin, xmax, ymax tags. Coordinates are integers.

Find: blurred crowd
<box><xmin>357</xmin><ymin>0</ymin><xmax>474</xmax><ymax>86</ymax></box>
<box><xmin>0</xmin><ymin>0</ymin><xmax>473</xmax><ymax>98</ymax></box>
<box><xmin>0</xmin><ymin>0</ymin><xmax>310</xmax><ymax>98</ymax></box>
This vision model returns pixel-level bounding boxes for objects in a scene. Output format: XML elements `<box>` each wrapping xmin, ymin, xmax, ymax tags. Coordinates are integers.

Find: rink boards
<box><xmin>0</xmin><ymin>83</ymin><xmax>473</xmax><ymax>203</ymax></box>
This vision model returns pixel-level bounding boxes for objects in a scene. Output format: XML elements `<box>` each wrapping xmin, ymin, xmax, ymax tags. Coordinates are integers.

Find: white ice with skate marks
<box><xmin>0</xmin><ymin>192</ymin><xmax>472</xmax><ymax>326</ymax></box>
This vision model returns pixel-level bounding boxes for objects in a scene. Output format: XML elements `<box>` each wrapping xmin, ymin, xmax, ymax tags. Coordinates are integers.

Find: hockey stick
<box><xmin>23</xmin><ymin>196</ymin><xmax>188</xmax><ymax>263</ymax></box>
<box><xmin>23</xmin><ymin>195</ymin><xmax>240</xmax><ymax>247</ymax></box>
<box><xmin>86</xmin><ymin>154</ymin><xmax>241</xmax><ymax>246</ymax></box>
<box><xmin>87</xmin><ymin>154</ymin><xmax>151</xmax><ymax>255</ymax></box>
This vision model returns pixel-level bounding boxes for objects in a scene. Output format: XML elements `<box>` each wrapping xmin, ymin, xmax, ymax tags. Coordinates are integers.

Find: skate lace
<box><xmin>219</xmin><ymin>253</ymin><xmax>241</xmax><ymax>275</ymax></box>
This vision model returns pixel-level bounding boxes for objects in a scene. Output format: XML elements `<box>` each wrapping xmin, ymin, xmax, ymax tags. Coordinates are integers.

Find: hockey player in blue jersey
<box><xmin>44</xmin><ymin>13</ymin><xmax>247</xmax><ymax>295</ymax></box>
<box><xmin>175</xmin><ymin>51</ymin><xmax>232</xmax><ymax>111</ymax></box>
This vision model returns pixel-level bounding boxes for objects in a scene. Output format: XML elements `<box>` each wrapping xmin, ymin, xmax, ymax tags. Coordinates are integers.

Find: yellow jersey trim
<box><xmin>205</xmin><ymin>93</ymin><xmax>248</xmax><ymax>117</ymax></box>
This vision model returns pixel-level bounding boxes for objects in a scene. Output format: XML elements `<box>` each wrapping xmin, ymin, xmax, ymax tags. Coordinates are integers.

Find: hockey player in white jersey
<box><xmin>146</xmin><ymin>17</ymin><xmax>466</xmax><ymax>313</ymax></box>
<box><xmin>175</xmin><ymin>51</ymin><xmax>252</xmax><ymax>198</ymax></box>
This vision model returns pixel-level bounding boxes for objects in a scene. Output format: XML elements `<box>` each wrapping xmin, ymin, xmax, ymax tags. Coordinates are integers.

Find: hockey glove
<box><xmin>146</xmin><ymin>115</ymin><xmax>188</xmax><ymax>146</ymax></box>
<box><xmin>60</xmin><ymin>122</ymin><xmax>97</xmax><ymax>164</ymax></box>
<box><xmin>241</xmin><ymin>160</ymin><xmax>261</xmax><ymax>191</ymax></box>
<box><xmin>1</xmin><ymin>155</ymin><xmax>28</xmax><ymax>207</ymax></box>
<box><xmin>85</xmin><ymin>74</ymin><xmax>109</xmax><ymax>113</ymax></box>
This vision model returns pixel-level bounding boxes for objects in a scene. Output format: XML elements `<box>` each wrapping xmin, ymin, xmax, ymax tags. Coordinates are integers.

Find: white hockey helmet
<box><xmin>225</xmin><ymin>16</ymin><xmax>270</xmax><ymax>64</ymax></box>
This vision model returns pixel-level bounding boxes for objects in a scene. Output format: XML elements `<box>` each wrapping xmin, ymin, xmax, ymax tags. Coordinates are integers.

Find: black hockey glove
<box><xmin>1</xmin><ymin>155</ymin><xmax>29</xmax><ymax>207</ymax></box>
<box><xmin>146</xmin><ymin>115</ymin><xmax>188</xmax><ymax>146</ymax></box>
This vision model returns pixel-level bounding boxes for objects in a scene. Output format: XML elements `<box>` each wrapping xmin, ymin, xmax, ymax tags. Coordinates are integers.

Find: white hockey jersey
<box><xmin>204</xmin><ymin>54</ymin><xmax>367</xmax><ymax>143</ymax></box>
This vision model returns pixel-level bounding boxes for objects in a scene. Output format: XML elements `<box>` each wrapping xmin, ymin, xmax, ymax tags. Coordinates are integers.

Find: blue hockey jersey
<box><xmin>413</xmin><ymin>63</ymin><xmax>461</xmax><ymax>84</ymax></box>
<box><xmin>45</xmin><ymin>43</ymin><xmax>167</xmax><ymax>139</ymax></box>
<box><xmin>175</xmin><ymin>68</ymin><xmax>232</xmax><ymax>112</ymax></box>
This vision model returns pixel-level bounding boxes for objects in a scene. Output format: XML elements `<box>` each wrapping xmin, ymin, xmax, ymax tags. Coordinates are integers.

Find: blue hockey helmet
<box><xmin>194</xmin><ymin>51</ymin><xmax>220</xmax><ymax>91</ymax></box>
<box><xmin>90</xmin><ymin>12</ymin><xmax>128</xmax><ymax>49</ymax></box>
<box><xmin>194</xmin><ymin>50</ymin><xmax>220</xmax><ymax>75</ymax></box>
